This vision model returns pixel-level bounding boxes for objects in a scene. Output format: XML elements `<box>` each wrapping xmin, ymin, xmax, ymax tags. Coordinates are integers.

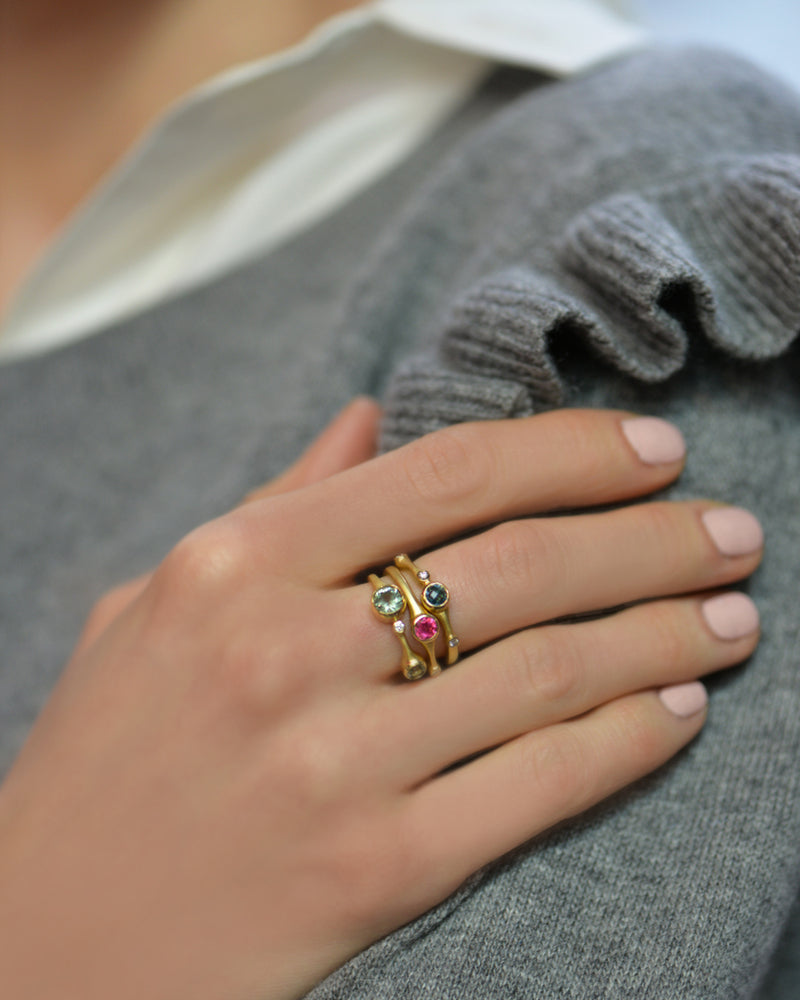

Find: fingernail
<box><xmin>659</xmin><ymin>681</ymin><xmax>708</xmax><ymax>718</ymax></box>
<box><xmin>702</xmin><ymin>592</ymin><xmax>760</xmax><ymax>640</ymax></box>
<box><xmin>621</xmin><ymin>417</ymin><xmax>686</xmax><ymax>465</ymax></box>
<box><xmin>702</xmin><ymin>507</ymin><xmax>764</xmax><ymax>557</ymax></box>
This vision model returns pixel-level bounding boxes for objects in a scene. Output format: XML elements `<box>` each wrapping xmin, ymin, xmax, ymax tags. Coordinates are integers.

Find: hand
<box><xmin>0</xmin><ymin>410</ymin><xmax>763</xmax><ymax>1000</ymax></box>
<box><xmin>71</xmin><ymin>395</ymin><xmax>383</xmax><ymax>655</ymax></box>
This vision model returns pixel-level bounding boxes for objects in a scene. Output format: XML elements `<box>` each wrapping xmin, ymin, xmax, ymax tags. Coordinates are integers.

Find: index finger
<box><xmin>248</xmin><ymin>409</ymin><xmax>686</xmax><ymax>584</ymax></box>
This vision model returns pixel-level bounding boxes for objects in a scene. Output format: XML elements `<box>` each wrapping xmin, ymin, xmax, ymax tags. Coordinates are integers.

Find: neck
<box><xmin>0</xmin><ymin>0</ymin><xmax>366</xmax><ymax>311</ymax></box>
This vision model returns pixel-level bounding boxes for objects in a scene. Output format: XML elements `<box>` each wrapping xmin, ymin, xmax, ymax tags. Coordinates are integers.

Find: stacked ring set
<box><xmin>369</xmin><ymin>554</ymin><xmax>459</xmax><ymax>680</ymax></box>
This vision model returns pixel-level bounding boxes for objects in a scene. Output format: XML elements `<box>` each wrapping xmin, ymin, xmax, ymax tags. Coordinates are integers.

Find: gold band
<box><xmin>386</xmin><ymin>566</ymin><xmax>442</xmax><ymax>677</ymax></box>
<box><xmin>368</xmin><ymin>573</ymin><xmax>427</xmax><ymax>680</ymax></box>
<box><xmin>368</xmin><ymin>553</ymin><xmax>460</xmax><ymax>680</ymax></box>
<box><xmin>393</xmin><ymin>554</ymin><xmax>459</xmax><ymax>666</ymax></box>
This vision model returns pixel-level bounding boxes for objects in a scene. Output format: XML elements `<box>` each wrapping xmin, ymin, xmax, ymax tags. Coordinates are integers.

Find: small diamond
<box><xmin>372</xmin><ymin>585</ymin><xmax>405</xmax><ymax>617</ymax></box>
<box><xmin>448</xmin><ymin>637</ymin><xmax>459</xmax><ymax>647</ymax></box>
<box><xmin>393</xmin><ymin>620</ymin><xmax>406</xmax><ymax>634</ymax></box>
<box><xmin>423</xmin><ymin>582</ymin><xmax>449</xmax><ymax>609</ymax></box>
<box><xmin>413</xmin><ymin>615</ymin><xmax>439</xmax><ymax>642</ymax></box>
<box><xmin>417</xmin><ymin>570</ymin><xmax>430</xmax><ymax>581</ymax></box>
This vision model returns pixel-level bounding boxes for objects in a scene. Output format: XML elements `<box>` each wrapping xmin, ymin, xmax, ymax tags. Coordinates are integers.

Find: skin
<box><xmin>0</xmin><ymin>402</ymin><xmax>762</xmax><ymax>1000</ymax></box>
<box><xmin>0</xmin><ymin>0</ymin><xmax>366</xmax><ymax>312</ymax></box>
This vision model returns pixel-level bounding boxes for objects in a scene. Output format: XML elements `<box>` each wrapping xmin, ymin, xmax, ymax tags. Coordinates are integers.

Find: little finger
<box><xmin>404</xmin><ymin>684</ymin><xmax>708</xmax><ymax>905</ymax></box>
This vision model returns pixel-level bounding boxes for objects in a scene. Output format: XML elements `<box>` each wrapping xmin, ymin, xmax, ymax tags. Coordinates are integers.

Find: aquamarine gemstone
<box><xmin>372</xmin><ymin>585</ymin><xmax>405</xmax><ymax>617</ymax></box>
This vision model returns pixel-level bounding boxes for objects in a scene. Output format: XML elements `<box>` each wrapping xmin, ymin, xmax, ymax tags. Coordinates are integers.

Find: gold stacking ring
<box><xmin>369</xmin><ymin>553</ymin><xmax>460</xmax><ymax>680</ymax></box>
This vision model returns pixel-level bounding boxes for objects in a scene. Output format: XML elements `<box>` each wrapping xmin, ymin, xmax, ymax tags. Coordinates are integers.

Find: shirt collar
<box><xmin>375</xmin><ymin>0</ymin><xmax>644</xmax><ymax>75</ymax></box>
<box><xmin>1</xmin><ymin>0</ymin><xmax>645</xmax><ymax>361</ymax></box>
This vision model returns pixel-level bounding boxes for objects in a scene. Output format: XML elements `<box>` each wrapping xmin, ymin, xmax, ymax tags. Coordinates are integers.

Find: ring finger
<box><xmin>349</xmin><ymin>499</ymin><xmax>763</xmax><ymax>679</ymax></box>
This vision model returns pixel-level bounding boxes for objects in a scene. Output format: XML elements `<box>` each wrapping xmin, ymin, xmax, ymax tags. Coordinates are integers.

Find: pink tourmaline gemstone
<box><xmin>413</xmin><ymin>615</ymin><xmax>439</xmax><ymax>642</ymax></box>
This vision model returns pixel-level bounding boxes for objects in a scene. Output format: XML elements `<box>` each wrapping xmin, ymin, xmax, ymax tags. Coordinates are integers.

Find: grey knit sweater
<box><xmin>1</xmin><ymin>48</ymin><xmax>799</xmax><ymax>999</ymax></box>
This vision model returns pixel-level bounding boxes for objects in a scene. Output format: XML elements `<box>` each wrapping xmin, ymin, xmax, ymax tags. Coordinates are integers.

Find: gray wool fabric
<box><xmin>2</xmin><ymin>47</ymin><xmax>800</xmax><ymax>999</ymax></box>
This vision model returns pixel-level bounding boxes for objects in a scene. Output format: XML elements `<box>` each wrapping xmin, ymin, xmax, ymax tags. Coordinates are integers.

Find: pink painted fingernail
<box><xmin>702</xmin><ymin>592</ymin><xmax>760</xmax><ymax>640</ymax></box>
<box><xmin>659</xmin><ymin>681</ymin><xmax>708</xmax><ymax>718</ymax></box>
<box><xmin>621</xmin><ymin>417</ymin><xmax>686</xmax><ymax>465</ymax></box>
<box><xmin>702</xmin><ymin>507</ymin><xmax>764</xmax><ymax>557</ymax></box>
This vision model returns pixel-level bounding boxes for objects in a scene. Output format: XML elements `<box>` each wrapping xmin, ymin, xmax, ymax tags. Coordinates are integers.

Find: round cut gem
<box><xmin>372</xmin><ymin>585</ymin><xmax>405</xmax><ymax>617</ymax></box>
<box><xmin>417</xmin><ymin>570</ymin><xmax>430</xmax><ymax>581</ymax></box>
<box><xmin>393</xmin><ymin>620</ymin><xmax>406</xmax><ymax>634</ymax></box>
<box><xmin>423</xmin><ymin>582</ymin><xmax>449</xmax><ymax>609</ymax></box>
<box><xmin>413</xmin><ymin>614</ymin><xmax>439</xmax><ymax>642</ymax></box>
<box><xmin>448</xmin><ymin>637</ymin><xmax>459</xmax><ymax>647</ymax></box>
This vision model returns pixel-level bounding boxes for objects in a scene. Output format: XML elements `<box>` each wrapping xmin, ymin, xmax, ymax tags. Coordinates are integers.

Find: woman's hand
<box><xmin>0</xmin><ymin>409</ymin><xmax>763</xmax><ymax>1000</ymax></box>
<box><xmin>71</xmin><ymin>395</ymin><xmax>383</xmax><ymax>655</ymax></box>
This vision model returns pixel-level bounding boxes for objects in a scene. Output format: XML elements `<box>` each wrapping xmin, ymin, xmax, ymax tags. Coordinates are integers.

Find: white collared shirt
<box><xmin>0</xmin><ymin>0</ymin><xmax>645</xmax><ymax>362</ymax></box>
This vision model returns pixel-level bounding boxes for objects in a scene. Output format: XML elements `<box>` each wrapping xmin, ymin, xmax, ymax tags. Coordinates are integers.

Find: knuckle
<box><xmin>213</xmin><ymin>632</ymin><xmax>301</xmax><ymax>716</ymax></box>
<box><xmin>645</xmin><ymin>501</ymin><xmax>682</xmax><ymax>541</ymax></box>
<box><xmin>542</xmin><ymin>410</ymin><xmax>616</xmax><ymax>495</ymax></box>
<box><xmin>552</xmin><ymin>408</ymin><xmax>600</xmax><ymax>462</ymax></box>
<box><xmin>612</xmin><ymin>698</ymin><xmax>661</xmax><ymax>764</ymax></box>
<box><xmin>479</xmin><ymin>521</ymin><xmax>554</xmax><ymax>596</ymax></box>
<box><xmin>518</xmin><ymin>728</ymin><xmax>591</xmax><ymax>810</ymax></box>
<box><xmin>154</xmin><ymin>519</ymin><xmax>251</xmax><ymax>605</ymax></box>
<box><xmin>639</xmin><ymin>502</ymin><xmax>689</xmax><ymax>580</ymax></box>
<box><xmin>508</xmin><ymin>629</ymin><xmax>582</xmax><ymax>709</ymax></box>
<box><xmin>399</xmin><ymin>424</ymin><xmax>491</xmax><ymax>509</ymax></box>
<box><xmin>208</xmin><ymin>595</ymin><xmax>332</xmax><ymax>715</ymax></box>
<box><xmin>644</xmin><ymin>601</ymin><xmax>690</xmax><ymax>674</ymax></box>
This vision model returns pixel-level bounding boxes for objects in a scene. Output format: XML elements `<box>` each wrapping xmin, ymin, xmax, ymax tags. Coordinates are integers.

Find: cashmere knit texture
<box><xmin>0</xmin><ymin>48</ymin><xmax>798</xmax><ymax>999</ymax></box>
<box><xmin>321</xmin><ymin>47</ymin><xmax>800</xmax><ymax>999</ymax></box>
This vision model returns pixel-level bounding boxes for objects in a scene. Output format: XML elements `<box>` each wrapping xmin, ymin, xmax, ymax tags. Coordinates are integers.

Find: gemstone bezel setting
<box><xmin>413</xmin><ymin>614</ymin><xmax>440</xmax><ymax>642</ymax></box>
<box><xmin>422</xmin><ymin>582</ymin><xmax>449</xmax><ymax>610</ymax></box>
<box><xmin>372</xmin><ymin>585</ymin><xmax>405</xmax><ymax>618</ymax></box>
